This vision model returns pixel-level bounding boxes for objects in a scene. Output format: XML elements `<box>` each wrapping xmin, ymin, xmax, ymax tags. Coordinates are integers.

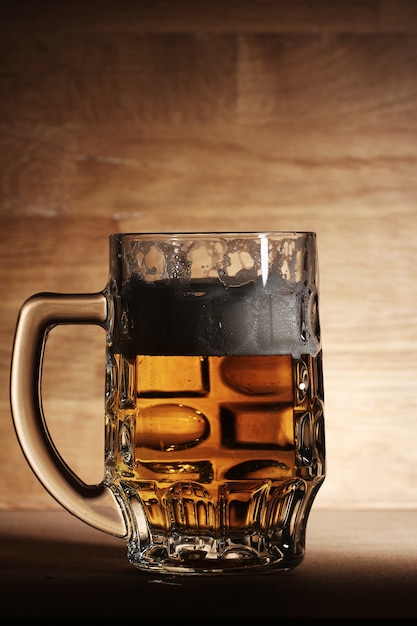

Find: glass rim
<box><xmin>110</xmin><ymin>231</ymin><xmax>316</xmax><ymax>239</ymax></box>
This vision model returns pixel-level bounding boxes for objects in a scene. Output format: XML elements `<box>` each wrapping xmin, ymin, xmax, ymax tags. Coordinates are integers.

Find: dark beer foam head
<box><xmin>112</xmin><ymin>274</ymin><xmax>320</xmax><ymax>358</ymax></box>
<box><xmin>109</xmin><ymin>233</ymin><xmax>321</xmax><ymax>358</ymax></box>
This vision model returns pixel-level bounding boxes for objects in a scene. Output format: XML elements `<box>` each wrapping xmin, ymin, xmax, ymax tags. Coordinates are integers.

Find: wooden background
<box><xmin>1</xmin><ymin>0</ymin><xmax>417</xmax><ymax>512</ymax></box>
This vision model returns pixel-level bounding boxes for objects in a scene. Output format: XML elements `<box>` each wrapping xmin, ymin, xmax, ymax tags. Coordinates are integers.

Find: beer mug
<box><xmin>10</xmin><ymin>231</ymin><xmax>325</xmax><ymax>575</ymax></box>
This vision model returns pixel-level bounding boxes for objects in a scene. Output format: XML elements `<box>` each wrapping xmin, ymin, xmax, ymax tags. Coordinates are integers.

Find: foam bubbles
<box><xmin>110</xmin><ymin>233</ymin><xmax>321</xmax><ymax>358</ymax></box>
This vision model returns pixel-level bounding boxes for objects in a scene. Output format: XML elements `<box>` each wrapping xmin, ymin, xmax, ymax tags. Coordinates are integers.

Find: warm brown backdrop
<box><xmin>1</xmin><ymin>0</ymin><xmax>416</xmax><ymax>512</ymax></box>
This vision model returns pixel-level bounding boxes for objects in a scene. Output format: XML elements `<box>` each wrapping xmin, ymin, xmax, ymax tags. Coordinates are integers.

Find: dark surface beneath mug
<box><xmin>1</xmin><ymin>509</ymin><xmax>416</xmax><ymax>620</ymax></box>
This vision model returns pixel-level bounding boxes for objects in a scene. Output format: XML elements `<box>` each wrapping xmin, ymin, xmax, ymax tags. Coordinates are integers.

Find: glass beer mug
<box><xmin>10</xmin><ymin>231</ymin><xmax>325</xmax><ymax>575</ymax></box>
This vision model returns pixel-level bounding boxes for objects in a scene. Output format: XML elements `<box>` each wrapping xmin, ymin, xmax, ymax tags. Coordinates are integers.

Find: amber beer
<box><xmin>105</xmin><ymin>247</ymin><xmax>325</xmax><ymax>573</ymax></box>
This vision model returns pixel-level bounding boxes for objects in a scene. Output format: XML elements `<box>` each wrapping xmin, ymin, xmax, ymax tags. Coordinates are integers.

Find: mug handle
<box><xmin>10</xmin><ymin>292</ymin><xmax>128</xmax><ymax>538</ymax></box>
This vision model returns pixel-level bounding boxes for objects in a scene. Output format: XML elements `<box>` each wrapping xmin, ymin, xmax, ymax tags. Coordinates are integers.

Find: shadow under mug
<box><xmin>10</xmin><ymin>231</ymin><xmax>325</xmax><ymax>575</ymax></box>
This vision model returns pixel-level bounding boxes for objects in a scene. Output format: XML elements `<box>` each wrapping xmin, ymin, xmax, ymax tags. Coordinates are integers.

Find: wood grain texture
<box><xmin>1</xmin><ymin>0</ymin><xmax>417</xmax><ymax>512</ymax></box>
<box><xmin>2</xmin><ymin>0</ymin><xmax>417</xmax><ymax>34</ymax></box>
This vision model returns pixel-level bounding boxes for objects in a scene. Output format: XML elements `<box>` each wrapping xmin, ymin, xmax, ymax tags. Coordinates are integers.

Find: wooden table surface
<box><xmin>1</xmin><ymin>508</ymin><xmax>416</xmax><ymax>619</ymax></box>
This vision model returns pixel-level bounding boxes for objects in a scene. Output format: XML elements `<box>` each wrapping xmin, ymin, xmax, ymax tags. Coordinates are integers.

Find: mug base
<box><xmin>126</xmin><ymin>533</ymin><xmax>304</xmax><ymax>575</ymax></box>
